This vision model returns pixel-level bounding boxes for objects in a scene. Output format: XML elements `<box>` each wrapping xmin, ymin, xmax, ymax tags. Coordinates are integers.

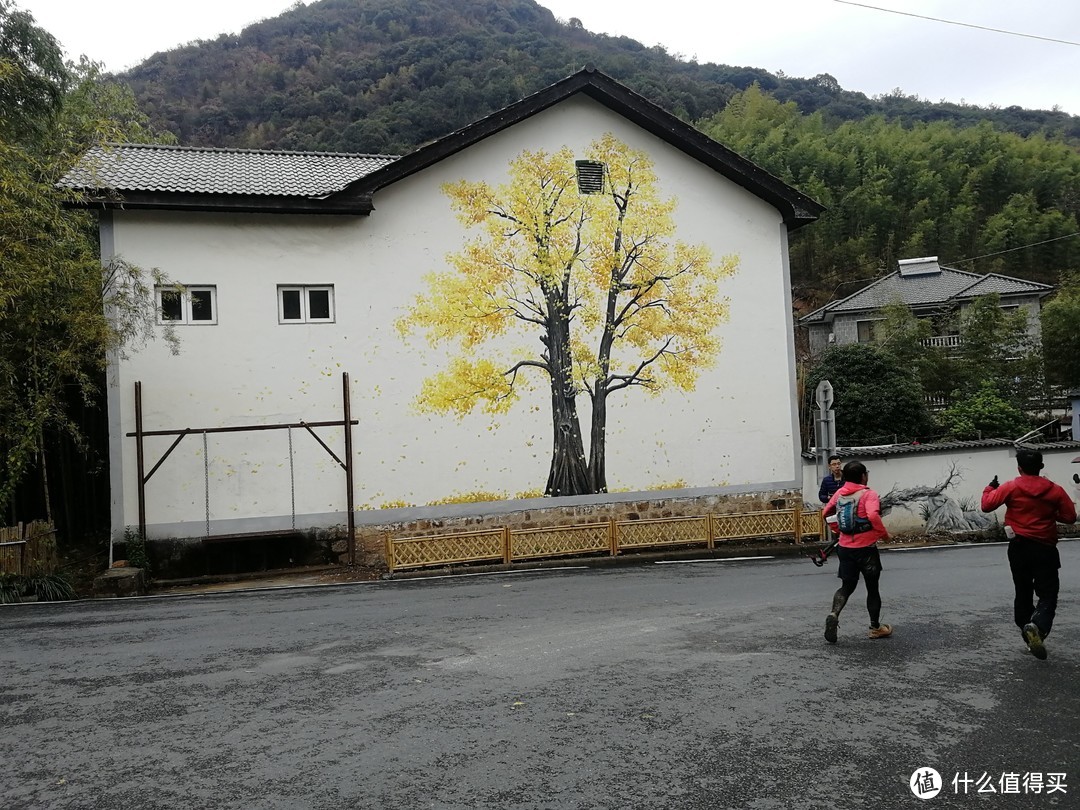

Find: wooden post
<box><xmin>343</xmin><ymin>373</ymin><xmax>356</xmax><ymax>565</ymax></box>
<box><xmin>502</xmin><ymin>526</ymin><xmax>511</xmax><ymax>565</ymax></box>
<box><xmin>793</xmin><ymin>501</ymin><xmax>803</xmax><ymax>544</ymax></box>
<box><xmin>135</xmin><ymin>381</ymin><xmax>146</xmax><ymax>540</ymax></box>
<box><xmin>706</xmin><ymin>513</ymin><xmax>714</xmax><ymax>550</ymax></box>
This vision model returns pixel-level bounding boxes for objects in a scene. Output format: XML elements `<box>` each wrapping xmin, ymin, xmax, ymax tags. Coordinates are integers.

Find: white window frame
<box><xmin>278</xmin><ymin>285</ymin><xmax>335</xmax><ymax>324</ymax></box>
<box><xmin>156</xmin><ymin>285</ymin><xmax>217</xmax><ymax>325</ymax></box>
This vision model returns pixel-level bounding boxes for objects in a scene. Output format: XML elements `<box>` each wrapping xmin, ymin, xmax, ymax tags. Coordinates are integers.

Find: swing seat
<box><xmin>202</xmin><ymin>529</ymin><xmax>304</xmax><ymax>544</ymax></box>
<box><xmin>202</xmin><ymin>529</ymin><xmax>310</xmax><ymax>577</ymax></box>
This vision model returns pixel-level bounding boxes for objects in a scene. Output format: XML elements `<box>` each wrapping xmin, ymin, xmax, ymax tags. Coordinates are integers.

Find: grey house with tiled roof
<box><xmin>60</xmin><ymin>67</ymin><xmax>824</xmax><ymax>565</ymax></box>
<box><xmin>799</xmin><ymin>256</ymin><xmax>1052</xmax><ymax>356</ymax></box>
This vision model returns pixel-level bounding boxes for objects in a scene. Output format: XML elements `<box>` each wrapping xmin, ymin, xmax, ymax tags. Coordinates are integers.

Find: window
<box><xmin>278</xmin><ymin>285</ymin><xmax>335</xmax><ymax>323</ymax></box>
<box><xmin>856</xmin><ymin>319</ymin><xmax>878</xmax><ymax>343</ymax></box>
<box><xmin>156</xmin><ymin>286</ymin><xmax>216</xmax><ymax>325</ymax></box>
<box><xmin>575</xmin><ymin>160</ymin><xmax>605</xmax><ymax>194</ymax></box>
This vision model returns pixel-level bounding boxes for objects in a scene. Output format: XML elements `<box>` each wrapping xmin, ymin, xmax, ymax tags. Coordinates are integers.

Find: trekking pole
<box><xmin>808</xmin><ymin>539</ymin><xmax>839</xmax><ymax>567</ymax></box>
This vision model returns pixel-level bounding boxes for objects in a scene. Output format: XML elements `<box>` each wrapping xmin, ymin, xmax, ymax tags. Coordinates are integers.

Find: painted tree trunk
<box><xmin>543</xmin><ymin>302</ymin><xmax>591</xmax><ymax>497</ymax></box>
<box><xmin>587</xmin><ymin>391</ymin><xmax>608</xmax><ymax>493</ymax></box>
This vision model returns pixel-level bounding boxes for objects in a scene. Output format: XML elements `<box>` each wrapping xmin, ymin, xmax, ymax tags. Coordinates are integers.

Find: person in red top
<box><xmin>981</xmin><ymin>448</ymin><xmax>1077</xmax><ymax>660</ymax></box>
<box><xmin>820</xmin><ymin>461</ymin><xmax>893</xmax><ymax>643</ymax></box>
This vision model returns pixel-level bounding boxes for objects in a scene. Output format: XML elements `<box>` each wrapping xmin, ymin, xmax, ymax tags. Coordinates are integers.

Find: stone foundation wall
<box><xmin>338</xmin><ymin>487</ymin><xmax>804</xmax><ymax>569</ymax></box>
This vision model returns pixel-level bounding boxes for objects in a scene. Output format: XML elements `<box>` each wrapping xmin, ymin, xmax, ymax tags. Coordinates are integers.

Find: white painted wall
<box><xmin>107</xmin><ymin>96</ymin><xmax>802</xmax><ymax>538</ymax></box>
<box><xmin>802</xmin><ymin>445</ymin><xmax>1080</xmax><ymax>533</ymax></box>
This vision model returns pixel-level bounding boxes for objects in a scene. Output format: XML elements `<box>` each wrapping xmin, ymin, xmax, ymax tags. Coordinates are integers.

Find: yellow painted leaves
<box><xmin>398</xmin><ymin>135</ymin><xmax>739</xmax><ymax>416</ymax></box>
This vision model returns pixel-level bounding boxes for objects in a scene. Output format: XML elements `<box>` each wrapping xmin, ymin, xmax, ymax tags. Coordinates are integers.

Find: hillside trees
<box><xmin>1041</xmin><ymin>271</ymin><xmax>1080</xmax><ymax>390</ymax></box>
<box><xmin>1</xmin><ymin>1</ymin><xmax>173</xmax><ymax>524</ymax></box>
<box><xmin>804</xmin><ymin>344</ymin><xmax>932</xmax><ymax>446</ymax></box>
<box><xmin>698</xmin><ymin>87</ymin><xmax>1080</xmax><ymax>299</ymax></box>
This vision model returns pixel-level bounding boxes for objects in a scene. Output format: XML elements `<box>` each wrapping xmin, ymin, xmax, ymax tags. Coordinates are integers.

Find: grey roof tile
<box><xmin>59</xmin><ymin>143</ymin><xmax>400</xmax><ymax>198</ymax></box>
<box><xmin>802</xmin><ymin>439</ymin><xmax>1080</xmax><ymax>459</ymax></box>
<box><xmin>800</xmin><ymin>263</ymin><xmax>1053</xmax><ymax>324</ymax></box>
<box><xmin>953</xmin><ymin>273</ymin><xmax>1052</xmax><ymax>298</ymax></box>
<box><xmin>830</xmin><ymin>267</ymin><xmax>983</xmax><ymax>311</ymax></box>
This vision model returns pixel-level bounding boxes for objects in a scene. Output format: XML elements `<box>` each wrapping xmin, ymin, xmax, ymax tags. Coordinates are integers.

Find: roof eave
<box><xmin>62</xmin><ymin>190</ymin><xmax>374</xmax><ymax>215</ymax></box>
<box><xmin>327</xmin><ymin>67</ymin><xmax>824</xmax><ymax>229</ymax></box>
<box><xmin>951</xmin><ymin>289</ymin><xmax>1052</xmax><ymax>303</ymax></box>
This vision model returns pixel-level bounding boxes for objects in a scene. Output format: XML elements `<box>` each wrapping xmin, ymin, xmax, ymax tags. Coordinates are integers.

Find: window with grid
<box><xmin>156</xmin><ymin>286</ymin><xmax>217</xmax><ymax>325</ymax></box>
<box><xmin>278</xmin><ymin>285</ymin><xmax>335</xmax><ymax>323</ymax></box>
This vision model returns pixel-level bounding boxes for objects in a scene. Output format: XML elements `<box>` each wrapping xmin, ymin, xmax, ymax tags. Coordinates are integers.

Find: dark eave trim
<box><xmin>63</xmin><ymin>190</ymin><xmax>374</xmax><ymax>216</ymax></box>
<box><xmin>328</xmin><ymin>67</ymin><xmax>824</xmax><ymax>230</ymax></box>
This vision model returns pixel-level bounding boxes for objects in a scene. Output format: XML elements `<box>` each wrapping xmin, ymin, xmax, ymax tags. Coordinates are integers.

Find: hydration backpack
<box><xmin>835</xmin><ymin>489</ymin><xmax>873</xmax><ymax>535</ymax></box>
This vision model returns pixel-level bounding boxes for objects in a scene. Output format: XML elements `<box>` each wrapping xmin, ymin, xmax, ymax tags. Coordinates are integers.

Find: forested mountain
<box><xmin>116</xmin><ymin>0</ymin><xmax>1080</xmax><ymax>300</ymax></box>
<box><xmin>122</xmin><ymin>0</ymin><xmax>1080</xmax><ymax>155</ymax></box>
<box><xmin>699</xmin><ymin>88</ymin><xmax>1080</xmax><ymax>296</ymax></box>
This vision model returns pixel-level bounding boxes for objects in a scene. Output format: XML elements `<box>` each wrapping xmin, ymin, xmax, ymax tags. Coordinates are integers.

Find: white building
<box><xmin>63</xmin><ymin>68</ymin><xmax>823</xmax><ymax>569</ymax></box>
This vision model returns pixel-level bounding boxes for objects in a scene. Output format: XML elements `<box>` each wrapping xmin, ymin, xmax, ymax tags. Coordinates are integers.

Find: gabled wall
<box><xmin>106</xmin><ymin>96</ymin><xmax>803</xmax><ymax>541</ymax></box>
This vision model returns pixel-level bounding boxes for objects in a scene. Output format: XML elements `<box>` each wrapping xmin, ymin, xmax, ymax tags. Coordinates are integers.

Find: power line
<box><xmin>833</xmin><ymin>1</ymin><xmax>1080</xmax><ymax>47</ymax></box>
<box><xmin>950</xmin><ymin>232</ymin><xmax>1080</xmax><ymax>265</ymax></box>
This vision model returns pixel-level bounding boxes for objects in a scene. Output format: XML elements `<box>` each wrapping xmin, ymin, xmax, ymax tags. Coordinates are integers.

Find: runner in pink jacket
<box><xmin>823</xmin><ymin>482</ymin><xmax>889</xmax><ymax>548</ymax></box>
<box><xmin>820</xmin><ymin>461</ymin><xmax>892</xmax><ymax>643</ymax></box>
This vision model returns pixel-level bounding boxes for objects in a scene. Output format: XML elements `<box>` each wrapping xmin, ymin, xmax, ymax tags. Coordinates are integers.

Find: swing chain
<box><xmin>203</xmin><ymin>431</ymin><xmax>210</xmax><ymax>538</ymax></box>
<box><xmin>288</xmin><ymin>426</ymin><xmax>296</xmax><ymax>531</ymax></box>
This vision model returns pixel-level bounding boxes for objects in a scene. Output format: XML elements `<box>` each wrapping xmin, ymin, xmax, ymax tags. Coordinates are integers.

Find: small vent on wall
<box><xmin>575</xmin><ymin>160</ymin><xmax>605</xmax><ymax>194</ymax></box>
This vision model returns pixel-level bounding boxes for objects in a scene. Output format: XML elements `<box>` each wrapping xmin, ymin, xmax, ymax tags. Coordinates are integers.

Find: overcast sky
<box><xmin>18</xmin><ymin>0</ymin><xmax>1080</xmax><ymax>115</ymax></box>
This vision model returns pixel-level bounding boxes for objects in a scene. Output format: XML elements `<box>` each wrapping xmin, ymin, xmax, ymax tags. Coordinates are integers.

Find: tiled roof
<box><xmin>60</xmin><ymin>69</ymin><xmax>823</xmax><ymax>225</ymax></box>
<box><xmin>59</xmin><ymin>143</ymin><xmax>400</xmax><ymax>198</ymax></box>
<box><xmin>802</xmin><ymin>439</ymin><xmax>1080</xmax><ymax>460</ymax></box>
<box><xmin>952</xmin><ymin>273</ymin><xmax>1052</xmax><ymax>298</ymax></box>
<box><xmin>800</xmin><ymin>264</ymin><xmax>1051</xmax><ymax>324</ymax></box>
<box><xmin>328</xmin><ymin>66</ymin><xmax>824</xmax><ymax>230</ymax></box>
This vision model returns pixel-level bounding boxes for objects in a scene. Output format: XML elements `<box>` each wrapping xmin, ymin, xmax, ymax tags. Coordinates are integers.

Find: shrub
<box><xmin>937</xmin><ymin>380</ymin><xmax>1032</xmax><ymax>440</ymax></box>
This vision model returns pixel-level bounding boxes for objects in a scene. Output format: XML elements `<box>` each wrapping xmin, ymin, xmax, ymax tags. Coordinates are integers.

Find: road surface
<box><xmin>2</xmin><ymin>542</ymin><xmax>1077</xmax><ymax>809</ymax></box>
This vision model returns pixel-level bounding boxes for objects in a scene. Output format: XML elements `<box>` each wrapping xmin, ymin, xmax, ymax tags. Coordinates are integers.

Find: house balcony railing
<box><xmin>920</xmin><ymin>334</ymin><xmax>962</xmax><ymax>349</ymax></box>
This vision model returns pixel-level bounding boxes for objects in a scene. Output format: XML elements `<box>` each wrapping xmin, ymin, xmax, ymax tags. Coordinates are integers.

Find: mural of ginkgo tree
<box><xmin>398</xmin><ymin>134</ymin><xmax>739</xmax><ymax>497</ymax></box>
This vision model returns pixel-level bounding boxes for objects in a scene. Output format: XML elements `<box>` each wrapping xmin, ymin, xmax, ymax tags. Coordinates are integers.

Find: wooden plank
<box><xmin>202</xmin><ymin>530</ymin><xmax>305</xmax><ymax>545</ymax></box>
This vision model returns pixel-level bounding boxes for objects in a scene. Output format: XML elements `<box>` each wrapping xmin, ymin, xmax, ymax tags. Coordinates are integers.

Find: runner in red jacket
<box><xmin>982</xmin><ymin>449</ymin><xmax>1077</xmax><ymax>660</ymax></box>
<box><xmin>820</xmin><ymin>461</ymin><xmax>893</xmax><ymax>643</ymax></box>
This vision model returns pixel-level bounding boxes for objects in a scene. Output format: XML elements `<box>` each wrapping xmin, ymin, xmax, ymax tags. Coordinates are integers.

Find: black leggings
<box><xmin>1008</xmin><ymin>537</ymin><xmax>1061</xmax><ymax>637</ymax></box>
<box><xmin>832</xmin><ymin>545</ymin><xmax>883</xmax><ymax>626</ymax></box>
<box><xmin>832</xmin><ymin>572</ymin><xmax>882</xmax><ymax>627</ymax></box>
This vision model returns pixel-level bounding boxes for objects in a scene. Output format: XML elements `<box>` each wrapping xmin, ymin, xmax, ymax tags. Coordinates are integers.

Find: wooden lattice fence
<box><xmin>386</xmin><ymin>507</ymin><xmax>823</xmax><ymax>572</ymax></box>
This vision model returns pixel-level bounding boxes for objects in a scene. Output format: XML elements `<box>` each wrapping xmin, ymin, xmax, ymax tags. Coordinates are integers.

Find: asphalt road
<box><xmin>2</xmin><ymin>542</ymin><xmax>1078</xmax><ymax>810</ymax></box>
